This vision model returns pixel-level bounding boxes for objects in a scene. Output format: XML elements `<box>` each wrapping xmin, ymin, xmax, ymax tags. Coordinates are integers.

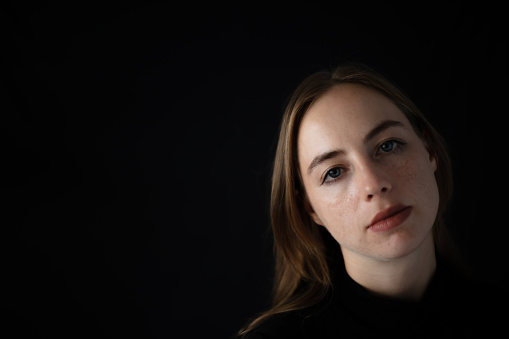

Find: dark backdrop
<box><xmin>3</xmin><ymin>1</ymin><xmax>507</xmax><ymax>338</ymax></box>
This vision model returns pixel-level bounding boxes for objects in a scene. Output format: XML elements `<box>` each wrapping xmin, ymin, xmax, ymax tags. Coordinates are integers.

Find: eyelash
<box><xmin>321</xmin><ymin>139</ymin><xmax>407</xmax><ymax>185</ymax></box>
<box><xmin>377</xmin><ymin>139</ymin><xmax>406</xmax><ymax>155</ymax></box>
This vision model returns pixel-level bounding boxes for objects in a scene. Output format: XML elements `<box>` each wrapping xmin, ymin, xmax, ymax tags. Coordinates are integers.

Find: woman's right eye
<box><xmin>323</xmin><ymin>167</ymin><xmax>342</xmax><ymax>183</ymax></box>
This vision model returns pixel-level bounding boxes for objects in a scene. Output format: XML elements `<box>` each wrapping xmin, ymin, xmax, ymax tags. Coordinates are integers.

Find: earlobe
<box><xmin>422</xmin><ymin>131</ymin><xmax>438</xmax><ymax>172</ymax></box>
<box><xmin>303</xmin><ymin>197</ymin><xmax>325</xmax><ymax>226</ymax></box>
<box><xmin>310</xmin><ymin>212</ymin><xmax>325</xmax><ymax>226</ymax></box>
<box><xmin>426</xmin><ymin>145</ymin><xmax>438</xmax><ymax>172</ymax></box>
<box><xmin>430</xmin><ymin>154</ymin><xmax>438</xmax><ymax>172</ymax></box>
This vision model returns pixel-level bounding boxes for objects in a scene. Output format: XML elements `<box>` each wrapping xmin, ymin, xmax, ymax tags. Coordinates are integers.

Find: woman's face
<box><xmin>297</xmin><ymin>84</ymin><xmax>439</xmax><ymax>261</ymax></box>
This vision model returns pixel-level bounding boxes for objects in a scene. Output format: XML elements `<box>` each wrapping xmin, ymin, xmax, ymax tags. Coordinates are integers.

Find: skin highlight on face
<box><xmin>297</xmin><ymin>84</ymin><xmax>440</xmax><ymax>299</ymax></box>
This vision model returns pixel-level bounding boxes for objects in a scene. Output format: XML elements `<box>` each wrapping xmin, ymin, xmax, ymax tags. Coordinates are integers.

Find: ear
<box><xmin>421</xmin><ymin>130</ymin><xmax>438</xmax><ymax>172</ymax></box>
<box><xmin>430</xmin><ymin>151</ymin><xmax>438</xmax><ymax>172</ymax></box>
<box><xmin>302</xmin><ymin>194</ymin><xmax>325</xmax><ymax>226</ymax></box>
<box><xmin>424</xmin><ymin>142</ymin><xmax>438</xmax><ymax>172</ymax></box>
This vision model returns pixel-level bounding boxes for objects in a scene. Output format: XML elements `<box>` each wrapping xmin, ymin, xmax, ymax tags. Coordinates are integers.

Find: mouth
<box><xmin>367</xmin><ymin>204</ymin><xmax>412</xmax><ymax>233</ymax></box>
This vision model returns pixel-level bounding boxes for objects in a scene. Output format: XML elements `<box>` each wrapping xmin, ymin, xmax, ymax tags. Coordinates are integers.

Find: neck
<box><xmin>341</xmin><ymin>232</ymin><xmax>436</xmax><ymax>302</ymax></box>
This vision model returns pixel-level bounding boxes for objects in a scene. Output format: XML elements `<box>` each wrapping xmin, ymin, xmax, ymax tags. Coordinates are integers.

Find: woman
<box><xmin>237</xmin><ymin>63</ymin><xmax>503</xmax><ymax>338</ymax></box>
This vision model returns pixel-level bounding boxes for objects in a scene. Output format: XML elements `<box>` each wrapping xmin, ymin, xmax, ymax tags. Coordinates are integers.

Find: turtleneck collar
<box><xmin>329</xmin><ymin>257</ymin><xmax>452</xmax><ymax>336</ymax></box>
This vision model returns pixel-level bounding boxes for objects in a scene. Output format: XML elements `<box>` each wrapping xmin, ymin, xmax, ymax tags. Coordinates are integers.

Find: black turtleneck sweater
<box><xmin>242</xmin><ymin>260</ymin><xmax>505</xmax><ymax>338</ymax></box>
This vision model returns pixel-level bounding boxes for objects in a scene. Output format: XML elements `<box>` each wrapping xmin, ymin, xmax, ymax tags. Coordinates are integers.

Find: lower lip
<box><xmin>368</xmin><ymin>207</ymin><xmax>412</xmax><ymax>233</ymax></box>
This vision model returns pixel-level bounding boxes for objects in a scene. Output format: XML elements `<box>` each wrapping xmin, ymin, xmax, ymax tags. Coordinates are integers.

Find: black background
<box><xmin>2</xmin><ymin>1</ymin><xmax>507</xmax><ymax>338</ymax></box>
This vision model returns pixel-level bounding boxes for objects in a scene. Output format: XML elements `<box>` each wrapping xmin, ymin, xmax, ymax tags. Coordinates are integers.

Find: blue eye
<box><xmin>325</xmin><ymin>167</ymin><xmax>342</xmax><ymax>181</ymax></box>
<box><xmin>380</xmin><ymin>140</ymin><xmax>396</xmax><ymax>152</ymax></box>
<box><xmin>379</xmin><ymin>140</ymin><xmax>398</xmax><ymax>152</ymax></box>
<box><xmin>328</xmin><ymin>167</ymin><xmax>342</xmax><ymax>178</ymax></box>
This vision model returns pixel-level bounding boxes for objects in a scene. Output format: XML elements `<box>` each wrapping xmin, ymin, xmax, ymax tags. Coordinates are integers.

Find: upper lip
<box><xmin>368</xmin><ymin>204</ymin><xmax>410</xmax><ymax>228</ymax></box>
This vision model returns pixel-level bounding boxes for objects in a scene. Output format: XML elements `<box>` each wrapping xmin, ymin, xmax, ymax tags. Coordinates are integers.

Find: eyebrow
<box><xmin>306</xmin><ymin>119</ymin><xmax>405</xmax><ymax>176</ymax></box>
<box><xmin>363</xmin><ymin>119</ymin><xmax>405</xmax><ymax>143</ymax></box>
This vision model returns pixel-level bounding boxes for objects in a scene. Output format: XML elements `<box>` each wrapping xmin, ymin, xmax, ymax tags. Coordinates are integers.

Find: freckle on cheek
<box><xmin>400</xmin><ymin>161</ymin><xmax>422</xmax><ymax>185</ymax></box>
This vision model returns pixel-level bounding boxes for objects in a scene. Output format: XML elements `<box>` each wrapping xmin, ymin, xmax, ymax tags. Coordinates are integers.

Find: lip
<box><xmin>367</xmin><ymin>204</ymin><xmax>412</xmax><ymax>233</ymax></box>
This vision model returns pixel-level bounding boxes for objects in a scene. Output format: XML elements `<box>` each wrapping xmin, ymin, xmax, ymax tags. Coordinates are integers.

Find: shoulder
<box><xmin>442</xmin><ymin>264</ymin><xmax>507</xmax><ymax>306</ymax></box>
<box><xmin>240</xmin><ymin>312</ymin><xmax>307</xmax><ymax>339</ymax></box>
<box><xmin>240</xmin><ymin>301</ymin><xmax>339</xmax><ymax>339</ymax></box>
<box><xmin>437</xmin><ymin>264</ymin><xmax>507</xmax><ymax>333</ymax></box>
<box><xmin>465</xmin><ymin>278</ymin><xmax>507</xmax><ymax>317</ymax></box>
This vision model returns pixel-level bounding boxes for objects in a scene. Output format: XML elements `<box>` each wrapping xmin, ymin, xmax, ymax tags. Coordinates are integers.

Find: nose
<box><xmin>357</xmin><ymin>161</ymin><xmax>392</xmax><ymax>201</ymax></box>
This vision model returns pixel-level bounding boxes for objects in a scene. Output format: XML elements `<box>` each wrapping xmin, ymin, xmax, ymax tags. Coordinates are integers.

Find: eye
<box><xmin>379</xmin><ymin>140</ymin><xmax>398</xmax><ymax>153</ymax></box>
<box><xmin>323</xmin><ymin>167</ymin><xmax>343</xmax><ymax>183</ymax></box>
<box><xmin>378</xmin><ymin>139</ymin><xmax>406</xmax><ymax>155</ymax></box>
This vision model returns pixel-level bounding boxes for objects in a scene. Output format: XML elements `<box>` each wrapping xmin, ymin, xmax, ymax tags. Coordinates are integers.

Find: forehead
<box><xmin>297</xmin><ymin>83</ymin><xmax>409</xmax><ymax>159</ymax></box>
<box><xmin>304</xmin><ymin>83</ymin><xmax>405</xmax><ymax>128</ymax></box>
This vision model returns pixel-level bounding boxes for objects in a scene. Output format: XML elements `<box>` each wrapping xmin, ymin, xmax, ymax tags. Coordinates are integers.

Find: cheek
<box><xmin>398</xmin><ymin>155</ymin><xmax>440</xmax><ymax>218</ymax></box>
<box><xmin>398</xmin><ymin>158</ymin><xmax>423</xmax><ymax>189</ymax></box>
<box><xmin>309</xmin><ymin>187</ymin><xmax>361</xmax><ymax>236</ymax></box>
<box><xmin>305</xmin><ymin>151</ymin><xmax>439</xmax><ymax>245</ymax></box>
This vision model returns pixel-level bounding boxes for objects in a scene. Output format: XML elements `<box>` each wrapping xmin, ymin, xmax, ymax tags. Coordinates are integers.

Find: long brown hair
<box><xmin>238</xmin><ymin>62</ymin><xmax>463</xmax><ymax>337</ymax></box>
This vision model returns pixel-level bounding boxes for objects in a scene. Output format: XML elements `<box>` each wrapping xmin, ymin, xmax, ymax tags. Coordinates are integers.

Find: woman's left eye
<box><xmin>378</xmin><ymin>140</ymin><xmax>403</xmax><ymax>154</ymax></box>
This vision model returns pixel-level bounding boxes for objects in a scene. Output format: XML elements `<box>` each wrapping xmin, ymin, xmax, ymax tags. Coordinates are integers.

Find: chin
<box><xmin>369</xmin><ymin>227</ymin><xmax>434</xmax><ymax>261</ymax></box>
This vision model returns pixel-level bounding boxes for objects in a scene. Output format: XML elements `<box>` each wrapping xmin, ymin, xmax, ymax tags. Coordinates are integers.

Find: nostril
<box><xmin>364</xmin><ymin>182</ymin><xmax>391</xmax><ymax>200</ymax></box>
